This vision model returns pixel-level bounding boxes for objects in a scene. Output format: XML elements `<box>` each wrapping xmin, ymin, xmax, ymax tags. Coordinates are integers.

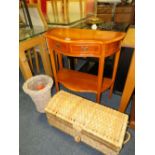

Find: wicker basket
<box><xmin>45</xmin><ymin>91</ymin><xmax>128</xmax><ymax>155</ymax></box>
<box><xmin>23</xmin><ymin>75</ymin><xmax>53</xmax><ymax>113</ymax></box>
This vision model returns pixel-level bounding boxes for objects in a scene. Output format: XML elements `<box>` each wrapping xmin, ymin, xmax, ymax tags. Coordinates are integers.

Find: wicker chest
<box><xmin>45</xmin><ymin>91</ymin><xmax>128</xmax><ymax>155</ymax></box>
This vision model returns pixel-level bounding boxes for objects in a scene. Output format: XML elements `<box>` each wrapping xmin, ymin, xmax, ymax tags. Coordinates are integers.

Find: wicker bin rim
<box><xmin>23</xmin><ymin>75</ymin><xmax>53</xmax><ymax>96</ymax></box>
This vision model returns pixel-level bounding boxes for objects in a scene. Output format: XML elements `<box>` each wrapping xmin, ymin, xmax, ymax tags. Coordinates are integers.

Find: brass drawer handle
<box><xmin>81</xmin><ymin>46</ymin><xmax>88</xmax><ymax>52</ymax></box>
<box><xmin>55</xmin><ymin>42</ymin><xmax>61</xmax><ymax>49</ymax></box>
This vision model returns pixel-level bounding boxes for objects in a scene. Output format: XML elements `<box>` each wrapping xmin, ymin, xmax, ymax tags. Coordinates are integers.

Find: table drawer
<box><xmin>49</xmin><ymin>40</ymin><xmax>69</xmax><ymax>53</ymax></box>
<box><xmin>70</xmin><ymin>44</ymin><xmax>101</xmax><ymax>57</ymax></box>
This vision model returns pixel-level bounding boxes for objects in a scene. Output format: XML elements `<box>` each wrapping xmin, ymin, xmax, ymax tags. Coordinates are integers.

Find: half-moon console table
<box><xmin>45</xmin><ymin>28</ymin><xmax>125</xmax><ymax>103</ymax></box>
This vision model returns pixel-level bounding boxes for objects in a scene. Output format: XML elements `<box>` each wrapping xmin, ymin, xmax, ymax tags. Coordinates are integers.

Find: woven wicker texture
<box><xmin>23</xmin><ymin>75</ymin><xmax>53</xmax><ymax>113</ymax></box>
<box><xmin>45</xmin><ymin>90</ymin><xmax>128</xmax><ymax>149</ymax></box>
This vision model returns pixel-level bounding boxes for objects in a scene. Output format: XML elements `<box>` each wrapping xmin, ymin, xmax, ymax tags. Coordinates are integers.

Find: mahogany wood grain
<box><xmin>57</xmin><ymin>69</ymin><xmax>112</xmax><ymax>93</ymax></box>
<box><xmin>45</xmin><ymin>28</ymin><xmax>125</xmax><ymax>103</ymax></box>
<box><xmin>45</xmin><ymin>28</ymin><xmax>125</xmax><ymax>45</ymax></box>
<box><xmin>57</xmin><ymin>53</ymin><xmax>63</xmax><ymax>70</ymax></box>
<box><xmin>96</xmin><ymin>51</ymin><xmax>105</xmax><ymax>102</ymax></box>
<box><xmin>48</xmin><ymin>39</ymin><xmax>69</xmax><ymax>53</ymax></box>
<box><xmin>49</xmin><ymin>44</ymin><xmax>60</xmax><ymax>91</ymax></box>
<box><xmin>109</xmin><ymin>49</ymin><xmax>121</xmax><ymax>98</ymax></box>
<box><xmin>70</xmin><ymin>43</ymin><xmax>101</xmax><ymax>57</ymax></box>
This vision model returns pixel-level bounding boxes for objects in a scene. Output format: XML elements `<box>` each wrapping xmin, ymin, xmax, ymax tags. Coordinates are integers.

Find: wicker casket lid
<box><xmin>45</xmin><ymin>91</ymin><xmax>128</xmax><ymax>152</ymax></box>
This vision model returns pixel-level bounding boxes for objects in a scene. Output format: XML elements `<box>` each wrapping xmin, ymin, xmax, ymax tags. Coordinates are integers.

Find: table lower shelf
<box><xmin>57</xmin><ymin>69</ymin><xmax>113</xmax><ymax>93</ymax></box>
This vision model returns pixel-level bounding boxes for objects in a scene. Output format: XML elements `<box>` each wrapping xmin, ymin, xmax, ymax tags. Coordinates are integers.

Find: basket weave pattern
<box><xmin>23</xmin><ymin>75</ymin><xmax>53</xmax><ymax>113</ymax></box>
<box><xmin>45</xmin><ymin>90</ymin><xmax>128</xmax><ymax>153</ymax></box>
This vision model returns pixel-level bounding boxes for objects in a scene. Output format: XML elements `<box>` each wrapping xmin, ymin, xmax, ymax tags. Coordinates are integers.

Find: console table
<box><xmin>45</xmin><ymin>28</ymin><xmax>125</xmax><ymax>102</ymax></box>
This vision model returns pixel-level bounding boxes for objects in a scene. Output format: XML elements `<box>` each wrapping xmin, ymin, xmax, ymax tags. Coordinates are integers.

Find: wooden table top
<box><xmin>45</xmin><ymin>28</ymin><xmax>125</xmax><ymax>44</ymax></box>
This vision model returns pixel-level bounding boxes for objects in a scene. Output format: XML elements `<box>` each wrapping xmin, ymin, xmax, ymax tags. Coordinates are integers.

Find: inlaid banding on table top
<box><xmin>44</xmin><ymin>28</ymin><xmax>126</xmax><ymax>44</ymax></box>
